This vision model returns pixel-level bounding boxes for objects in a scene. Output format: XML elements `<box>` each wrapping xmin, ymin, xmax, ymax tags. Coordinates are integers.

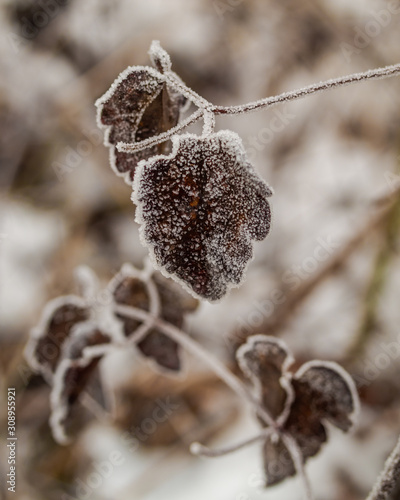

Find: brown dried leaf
<box><xmin>133</xmin><ymin>131</ymin><xmax>273</xmax><ymax>301</ymax></box>
<box><xmin>112</xmin><ymin>267</ymin><xmax>198</xmax><ymax>372</ymax></box>
<box><xmin>263</xmin><ymin>434</ymin><xmax>295</xmax><ymax>486</ymax></box>
<box><xmin>237</xmin><ymin>335</ymin><xmax>293</xmax><ymax>419</ymax></box>
<box><xmin>26</xmin><ymin>296</ymin><xmax>90</xmax><ymax>378</ymax></box>
<box><xmin>291</xmin><ymin>362</ymin><xmax>358</xmax><ymax>432</ymax></box>
<box><xmin>96</xmin><ymin>47</ymin><xmax>187</xmax><ymax>184</ymax></box>
<box><xmin>237</xmin><ymin>336</ymin><xmax>359</xmax><ymax>487</ymax></box>
<box><xmin>50</xmin><ymin>323</ymin><xmax>112</xmax><ymax>444</ymax></box>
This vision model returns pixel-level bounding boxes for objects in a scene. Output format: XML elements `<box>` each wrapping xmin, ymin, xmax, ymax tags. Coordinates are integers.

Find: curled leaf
<box><xmin>50</xmin><ymin>323</ymin><xmax>112</xmax><ymax>444</ymax></box>
<box><xmin>96</xmin><ymin>43</ymin><xmax>187</xmax><ymax>185</ymax></box>
<box><xmin>133</xmin><ymin>131</ymin><xmax>273</xmax><ymax>301</ymax></box>
<box><xmin>237</xmin><ymin>335</ymin><xmax>294</xmax><ymax>420</ymax></box>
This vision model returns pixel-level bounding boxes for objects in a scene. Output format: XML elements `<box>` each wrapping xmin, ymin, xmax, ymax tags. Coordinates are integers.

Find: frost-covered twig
<box><xmin>190</xmin><ymin>428</ymin><xmax>273</xmax><ymax>457</ymax></box>
<box><xmin>366</xmin><ymin>433</ymin><xmax>400</xmax><ymax>500</ymax></box>
<box><xmin>116</xmin><ymin>61</ymin><xmax>400</xmax><ymax>159</ymax></box>
<box><xmin>282</xmin><ymin>433</ymin><xmax>314</xmax><ymax>500</ymax></box>
<box><xmin>211</xmin><ymin>63</ymin><xmax>400</xmax><ymax>115</ymax></box>
<box><xmin>113</xmin><ymin>303</ymin><xmax>277</xmax><ymax>429</ymax></box>
<box><xmin>117</xmin><ymin>108</ymin><xmax>204</xmax><ymax>154</ymax></box>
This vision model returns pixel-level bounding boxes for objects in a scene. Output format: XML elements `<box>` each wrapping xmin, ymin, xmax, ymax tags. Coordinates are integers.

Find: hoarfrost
<box><xmin>133</xmin><ymin>131</ymin><xmax>273</xmax><ymax>301</ymax></box>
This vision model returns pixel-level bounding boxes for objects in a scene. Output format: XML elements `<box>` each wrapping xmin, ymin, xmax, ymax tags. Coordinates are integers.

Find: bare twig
<box><xmin>190</xmin><ymin>428</ymin><xmax>273</xmax><ymax>457</ymax></box>
<box><xmin>113</xmin><ymin>303</ymin><xmax>277</xmax><ymax>429</ymax></box>
<box><xmin>282</xmin><ymin>433</ymin><xmax>314</xmax><ymax>500</ymax></box>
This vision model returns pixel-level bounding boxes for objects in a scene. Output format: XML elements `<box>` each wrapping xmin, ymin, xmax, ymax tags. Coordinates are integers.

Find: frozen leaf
<box><xmin>263</xmin><ymin>434</ymin><xmax>295</xmax><ymax>486</ymax></box>
<box><xmin>289</xmin><ymin>361</ymin><xmax>359</xmax><ymax>432</ymax></box>
<box><xmin>50</xmin><ymin>323</ymin><xmax>112</xmax><ymax>444</ymax></box>
<box><xmin>112</xmin><ymin>264</ymin><xmax>198</xmax><ymax>372</ymax></box>
<box><xmin>96</xmin><ymin>44</ymin><xmax>187</xmax><ymax>185</ymax></box>
<box><xmin>237</xmin><ymin>335</ymin><xmax>293</xmax><ymax>419</ymax></box>
<box><xmin>25</xmin><ymin>296</ymin><xmax>90</xmax><ymax>379</ymax></box>
<box><xmin>236</xmin><ymin>335</ymin><xmax>359</xmax><ymax>487</ymax></box>
<box><xmin>133</xmin><ymin>131</ymin><xmax>273</xmax><ymax>301</ymax></box>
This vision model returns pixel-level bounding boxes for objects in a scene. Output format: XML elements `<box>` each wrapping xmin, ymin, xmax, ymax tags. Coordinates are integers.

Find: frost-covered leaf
<box><xmin>290</xmin><ymin>361</ymin><xmax>358</xmax><ymax>432</ymax></box>
<box><xmin>236</xmin><ymin>335</ymin><xmax>359</xmax><ymax>487</ymax></box>
<box><xmin>237</xmin><ymin>335</ymin><xmax>293</xmax><ymax>419</ymax></box>
<box><xmin>50</xmin><ymin>323</ymin><xmax>112</xmax><ymax>444</ymax></box>
<box><xmin>263</xmin><ymin>434</ymin><xmax>295</xmax><ymax>486</ymax></box>
<box><xmin>25</xmin><ymin>296</ymin><xmax>90</xmax><ymax>379</ymax></box>
<box><xmin>96</xmin><ymin>43</ymin><xmax>187</xmax><ymax>185</ymax></box>
<box><xmin>133</xmin><ymin>131</ymin><xmax>273</xmax><ymax>301</ymax></box>
<box><xmin>112</xmin><ymin>265</ymin><xmax>198</xmax><ymax>372</ymax></box>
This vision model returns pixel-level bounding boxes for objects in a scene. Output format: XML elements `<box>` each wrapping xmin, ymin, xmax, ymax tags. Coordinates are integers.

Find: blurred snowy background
<box><xmin>1</xmin><ymin>0</ymin><xmax>400</xmax><ymax>498</ymax></box>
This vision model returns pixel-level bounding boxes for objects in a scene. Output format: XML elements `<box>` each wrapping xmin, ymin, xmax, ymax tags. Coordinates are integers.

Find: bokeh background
<box><xmin>2</xmin><ymin>0</ymin><xmax>400</xmax><ymax>498</ymax></box>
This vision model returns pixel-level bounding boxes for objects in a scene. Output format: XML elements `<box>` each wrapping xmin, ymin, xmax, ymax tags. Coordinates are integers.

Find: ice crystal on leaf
<box><xmin>237</xmin><ymin>335</ymin><xmax>359</xmax><ymax>486</ymax></box>
<box><xmin>133</xmin><ymin>131</ymin><xmax>273</xmax><ymax>301</ymax></box>
<box><xmin>96</xmin><ymin>42</ymin><xmax>187</xmax><ymax>184</ymax></box>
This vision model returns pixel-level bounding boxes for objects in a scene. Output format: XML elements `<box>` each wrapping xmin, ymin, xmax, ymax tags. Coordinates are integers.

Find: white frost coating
<box><xmin>24</xmin><ymin>294</ymin><xmax>88</xmax><ymax>381</ymax></box>
<box><xmin>149</xmin><ymin>41</ymin><xmax>209</xmax><ymax>109</ymax></box>
<box><xmin>149</xmin><ymin>40</ymin><xmax>172</xmax><ymax>73</ymax></box>
<box><xmin>294</xmin><ymin>359</ymin><xmax>360</xmax><ymax>429</ymax></box>
<box><xmin>236</xmin><ymin>335</ymin><xmax>294</xmax><ymax>422</ymax></box>
<box><xmin>202</xmin><ymin>110</ymin><xmax>216</xmax><ymax>136</ymax></box>
<box><xmin>163</xmin><ymin>71</ymin><xmax>211</xmax><ymax>110</ymax></box>
<box><xmin>95</xmin><ymin>65</ymin><xmax>165</xmax><ymax>186</ymax></box>
<box><xmin>50</xmin><ymin>356</ymin><xmax>75</xmax><ymax>444</ymax></box>
<box><xmin>131</xmin><ymin>130</ymin><xmax>273</xmax><ymax>302</ymax></box>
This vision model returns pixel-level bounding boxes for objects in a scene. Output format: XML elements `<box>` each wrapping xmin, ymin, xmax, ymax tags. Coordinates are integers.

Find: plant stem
<box><xmin>117</xmin><ymin>63</ymin><xmax>400</xmax><ymax>155</ymax></box>
<box><xmin>113</xmin><ymin>303</ymin><xmax>277</xmax><ymax>429</ymax></box>
<box><xmin>212</xmin><ymin>62</ymin><xmax>400</xmax><ymax>115</ymax></box>
<box><xmin>190</xmin><ymin>428</ymin><xmax>273</xmax><ymax>457</ymax></box>
<box><xmin>117</xmin><ymin>108</ymin><xmax>203</xmax><ymax>153</ymax></box>
<box><xmin>366</xmin><ymin>433</ymin><xmax>400</xmax><ymax>500</ymax></box>
<box><xmin>282</xmin><ymin>433</ymin><xmax>314</xmax><ymax>500</ymax></box>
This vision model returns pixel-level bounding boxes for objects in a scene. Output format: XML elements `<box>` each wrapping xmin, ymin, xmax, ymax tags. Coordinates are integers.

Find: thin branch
<box><xmin>118</xmin><ymin>63</ymin><xmax>400</xmax><ymax>155</ymax></box>
<box><xmin>117</xmin><ymin>108</ymin><xmax>203</xmax><ymax>154</ymax></box>
<box><xmin>282</xmin><ymin>433</ymin><xmax>314</xmax><ymax>500</ymax></box>
<box><xmin>190</xmin><ymin>428</ymin><xmax>273</xmax><ymax>457</ymax></box>
<box><xmin>165</xmin><ymin>72</ymin><xmax>212</xmax><ymax>109</ymax></box>
<box><xmin>113</xmin><ymin>303</ymin><xmax>277</xmax><ymax>429</ymax></box>
<box><xmin>211</xmin><ymin>62</ymin><xmax>400</xmax><ymax>115</ymax></box>
<box><xmin>366</xmin><ymin>433</ymin><xmax>400</xmax><ymax>500</ymax></box>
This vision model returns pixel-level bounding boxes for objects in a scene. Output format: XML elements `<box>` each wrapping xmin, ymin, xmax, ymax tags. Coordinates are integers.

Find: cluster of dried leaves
<box><xmin>237</xmin><ymin>335</ymin><xmax>359</xmax><ymax>485</ymax></box>
<box><xmin>25</xmin><ymin>263</ymin><xmax>198</xmax><ymax>444</ymax></box>
<box><xmin>96</xmin><ymin>41</ymin><xmax>273</xmax><ymax>301</ymax></box>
